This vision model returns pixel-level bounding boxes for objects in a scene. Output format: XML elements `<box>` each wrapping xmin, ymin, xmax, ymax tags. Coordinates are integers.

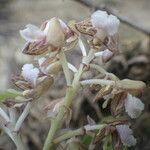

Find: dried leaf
<box><xmin>111</xmin><ymin>91</ymin><xmax>127</xmax><ymax>116</ymax></box>
<box><xmin>22</xmin><ymin>41</ymin><xmax>51</xmax><ymax>55</ymax></box>
<box><xmin>94</xmin><ymin>85</ymin><xmax>113</xmax><ymax>102</ymax></box>
<box><xmin>93</xmin><ymin>126</ymin><xmax>107</xmax><ymax>144</ymax></box>
<box><xmin>75</xmin><ymin>19</ymin><xmax>96</xmax><ymax>36</ymax></box>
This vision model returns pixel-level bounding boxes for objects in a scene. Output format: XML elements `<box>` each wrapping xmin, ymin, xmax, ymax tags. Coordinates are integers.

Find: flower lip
<box><xmin>116</xmin><ymin>124</ymin><xmax>137</xmax><ymax>147</ymax></box>
<box><xmin>21</xmin><ymin>64</ymin><xmax>39</xmax><ymax>87</ymax></box>
<box><xmin>124</xmin><ymin>93</ymin><xmax>144</xmax><ymax>119</ymax></box>
<box><xmin>91</xmin><ymin>10</ymin><xmax>120</xmax><ymax>36</ymax></box>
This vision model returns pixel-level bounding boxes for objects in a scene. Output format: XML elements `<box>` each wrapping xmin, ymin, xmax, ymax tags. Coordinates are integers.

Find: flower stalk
<box><xmin>59</xmin><ymin>50</ymin><xmax>71</xmax><ymax>86</ymax></box>
<box><xmin>43</xmin><ymin>63</ymin><xmax>84</xmax><ymax>150</ymax></box>
<box><xmin>0</xmin><ymin>9</ymin><xmax>146</xmax><ymax>150</ymax></box>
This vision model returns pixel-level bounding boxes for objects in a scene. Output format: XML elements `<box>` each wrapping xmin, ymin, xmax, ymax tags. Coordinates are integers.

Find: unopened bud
<box><xmin>46</xmin><ymin>61</ymin><xmax>62</xmax><ymax>75</ymax></box>
<box><xmin>117</xmin><ymin>79</ymin><xmax>146</xmax><ymax>91</ymax></box>
<box><xmin>45</xmin><ymin>17</ymin><xmax>65</xmax><ymax>48</ymax></box>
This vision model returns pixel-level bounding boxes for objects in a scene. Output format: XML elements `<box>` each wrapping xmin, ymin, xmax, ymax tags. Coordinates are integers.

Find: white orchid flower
<box><xmin>116</xmin><ymin>124</ymin><xmax>137</xmax><ymax>147</ymax></box>
<box><xmin>91</xmin><ymin>10</ymin><xmax>120</xmax><ymax>36</ymax></box>
<box><xmin>20</xmin><ymin>18</ymin><xmax>68</xmax><ymax>48</ymax></box>
<box><xmin>124</xmin><ymin>93</ymin><xmax>144</xmax><ymax>119</ymax></box>
<box><xmin>22</xmin><ymin>64</ymin><xmax>39</xmax><ymax>87</ymax></box>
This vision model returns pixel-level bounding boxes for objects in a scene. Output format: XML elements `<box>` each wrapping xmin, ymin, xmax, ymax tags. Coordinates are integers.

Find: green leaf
<box><xmin>82</xmin><ymin>135</ymin><xmax>92</xmax><ymax>147</ymax></box>
<box><xmin>0</xmin><ymin>89</ymin><xmax>22</xmax><ymax>102</ymax></box>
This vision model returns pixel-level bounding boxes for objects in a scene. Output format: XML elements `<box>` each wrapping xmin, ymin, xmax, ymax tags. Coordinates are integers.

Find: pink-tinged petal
<box><xmin>20</xmin><ymin>24</ymin><xmax>46</xmax><ymax>42</ymax></box>
<box><xmin>116</xmin><ymin>124</ymin><xmax>136</xmax><ymax>147</ymax></box>
<box><xmin>22</xmin><ymin>64</ymin><xmax>39</xmax><ymax>87</ymax></box>
<box><xmin>125</xmin><ymin>93</ymin><xmax>144</xmax><ymax>119</ymax></box>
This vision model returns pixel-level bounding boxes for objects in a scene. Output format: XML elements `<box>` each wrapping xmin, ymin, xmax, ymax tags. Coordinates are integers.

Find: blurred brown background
<box><xmin>0</xmin><ymin>0</ymin><xmax>150</xmax><ymax>149</ymax></box>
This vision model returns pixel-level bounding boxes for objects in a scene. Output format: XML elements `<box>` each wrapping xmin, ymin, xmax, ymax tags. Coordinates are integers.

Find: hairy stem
<box><xmin>43</xmin><ymin>64</ymin><xmax>84</xmax><ymax>150</ymax></box>
<box><xmin>80</xmin><ymin>79</ymin><xmax>115</xmax><ymax>86</ymax></box>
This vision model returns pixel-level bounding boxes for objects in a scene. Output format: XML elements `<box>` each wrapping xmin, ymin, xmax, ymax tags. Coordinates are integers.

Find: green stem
<box><xmin>59</xmin><ymin>50</ymin><xmax>71</xmax><ymax>86</ymax></box>
<box><xmin>53</xmin><ymin>124</ymin><xmax>106</xmax><ymax>144</ymax></box>
<box><xmin>2</xmin><ymin>125</ymin><xmax>26</xmax><ymax>150</ymax></box>
<box><xmin>53</xmin><ymin>128</ymin><xmax>84</xmax><ymax>144</ymax></box>
<box><xmin>43</xmin><ymin>64</ymin><xmax>84</xmax><ymax>150</ymax></box>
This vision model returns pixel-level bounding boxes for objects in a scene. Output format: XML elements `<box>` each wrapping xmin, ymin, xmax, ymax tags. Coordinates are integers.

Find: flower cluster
<box><xmin>0</xmin><ymin>10</ymin><xmax>146</xmax><ymax>150</ymax></box>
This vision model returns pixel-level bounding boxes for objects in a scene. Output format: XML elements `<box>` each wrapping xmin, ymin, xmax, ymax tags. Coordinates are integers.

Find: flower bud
<box><xmin>38</xmin><ymin>57</ymin><xmax>62</xmax><ymax>75</ymax></box>
<box><xmin>43</xmin><ymin>17</ymin><xmax>65</xmax><ymax>48</ymax></box>
<box><xmin>117</xmin><ymin>79</ymin><xmax>146</xmax><ymax>91</ymax></box>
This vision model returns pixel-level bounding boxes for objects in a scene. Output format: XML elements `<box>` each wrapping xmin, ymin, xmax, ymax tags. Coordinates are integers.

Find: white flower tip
<box><xmin>116</xmin><ymin>125</ymin><xmax>137</xmax><ymax>147</ymax></box>
<box><xmin>125</xmin><ymin>93</ymin><xmax>144</xmax><ymax>119</ymax></box>
<box><xmin>91</xmin><ymin>10</ymin><xmax>120</xmax><ymax>36</ymax></box>
<box><xmin>22</xmin><ymin>64</ymin><xmax>39</xmax><ymax>86</ymax></box>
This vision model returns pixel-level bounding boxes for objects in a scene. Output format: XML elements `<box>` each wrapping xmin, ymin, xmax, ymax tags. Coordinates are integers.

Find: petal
<box><xmin>125</xmin><ymin>93</ymin><xmax>144</xmax><ymax>118</ymax></box>
<box><xmin>91</xmin><ymin>10</ymin><xmax>108</xmax><ymax>28</ymax></box>
<box><xmin>22</xmin><ymin>64</ymin><xmax>39</xmax><ymax>86</ymax></box>
<box><xmin>20</xmin><ymin>24</ymin><xmax>45</xmax><ymax>42</ymax></box>
<box><xmin>116</xmin><ymin>124</ymin><xmax>137</xmax><ymax>147</ymax></box>
<box><xmin>105</xmin><ymin>15</ymin><xmax>120</xmax><ymax>35</ymax></box>
<box><xmin>91</xmin><ymin>10</ymin><xmax>120</xmax><ymax>35</ymax></box>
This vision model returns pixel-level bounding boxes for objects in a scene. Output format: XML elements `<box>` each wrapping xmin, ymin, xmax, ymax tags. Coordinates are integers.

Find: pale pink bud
<box><xmin>43</xmin><ymin>18</ymin><xmax>65</xmax><ymax>47</ymax></box>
